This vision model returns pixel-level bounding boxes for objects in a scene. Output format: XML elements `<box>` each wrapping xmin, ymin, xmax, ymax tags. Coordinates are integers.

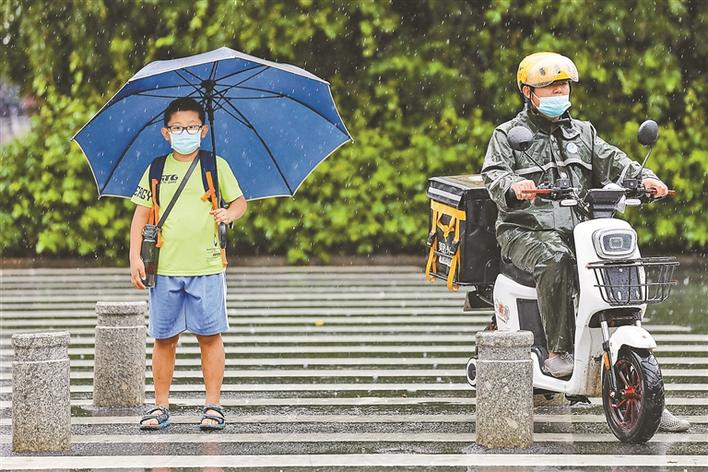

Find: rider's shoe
<box><xmin>658</xmin><ymin>408</ymin><xmax>690</xmax><ymax>432</ymax></box>
<box><xmin>544</xmin><ymin>352</ymin><xmax>574</xmax><ymax>377</ymax></box>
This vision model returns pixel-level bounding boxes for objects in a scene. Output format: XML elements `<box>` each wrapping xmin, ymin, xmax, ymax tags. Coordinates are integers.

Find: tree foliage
<box><xmin>1</xmin><ymin>0</ymin><xmax>706</xmax><ymax>262</ymax></box>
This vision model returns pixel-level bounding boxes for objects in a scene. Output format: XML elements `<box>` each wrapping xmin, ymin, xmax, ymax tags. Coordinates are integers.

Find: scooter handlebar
<box><xmin>520</xmin><ymin>188</ymin><xmax>554</xmax><ymax>196</ymax></box>
<box><xmin>645</xmin><ymin>188</ymin><xmax>676</xmax><ymax>196</ymax></box>
<box><xmin>628</xmin><ymin>187</ymin><xmax>676</xmax><ymax>201</ymax></box>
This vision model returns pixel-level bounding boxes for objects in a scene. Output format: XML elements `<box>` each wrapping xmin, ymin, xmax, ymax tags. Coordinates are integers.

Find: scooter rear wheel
<box><xmin>602</xmin><ymin>347</ymin><xmax>664</xmax><ymax>443</ymax></box>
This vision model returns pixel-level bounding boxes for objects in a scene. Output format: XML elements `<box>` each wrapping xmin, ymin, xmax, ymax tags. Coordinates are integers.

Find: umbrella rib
<box><xmin>209</xmin><ymin>61</ymin><xmax>219</xmax><ymax>82</ymax></box>
<box><xmin>210</xmin><ymin>86</ymin><xmax>261</xmax><ymax>127</ymax></box>
<box><xmin>210</xmin><ymin>87</ymin><xmax>279</xmax><ymax>128</ymax></box>
<box><xmin>214</xmin><ymin>64</ymin><xmax>267</xmax><ymax>84</ymax></box>
<box><xmin>98</xmin><ymin>87</ymin><xmax>202</xmax><ymax>194</ymax></box>
<box><xmin>218</xmin><ymin>98</ymin><xmax>294</xmax><ymax>195</ymax></box>
<box><xmin>229</xmin><ymin>85</ymin><xmax>349</xmax><ymax>137</ymax></box>
<box><xmin>82</xmin><ymin>84</ymin><xmax>196</xmax><ymax>122</ymax></box>
<box><xmin>133</xmin><ymin>92</ymin><xmax>187</xmax><ymax>99</ymax></box>
<box><xmin>181</xmin><ymin>67</ymin><xmax>204</xmax><ymax>83</ymax></box>
<box><xmin>216</xmin><ymin>66</ymin><xmax>270</xmax><ymax>94</ymax></box>
<box><xmin>98</xmin><ymin>111</ymin><xmax>165</xmax><ymax>195</ymax></box>
<box><xmin>210</xmin><ymin>100</ymin><xmax>250</xmax><ymax>128</ymax></box>
<box><xmin>222</xmin><ymin>96</ymin><xmax>281</xmax><ymax>101</ymax></box>
<box><xmin>173</xmin><ymin>70</ymin><xmax>205</xmax><ymax>97</ymax></box>
<box><xmin>211</xmin><ymin>83</ymin><xmax>280</xmax><ymax>108</ymax></box>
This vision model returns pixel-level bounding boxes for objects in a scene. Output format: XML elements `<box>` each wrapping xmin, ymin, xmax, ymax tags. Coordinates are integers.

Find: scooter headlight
<box><xmin>593</xmin><ymin>229</ymin><xmax>637</xmax><ymax>259</ymax></box>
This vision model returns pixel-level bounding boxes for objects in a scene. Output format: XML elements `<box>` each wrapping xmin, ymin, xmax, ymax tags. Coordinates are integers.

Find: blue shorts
<box><xmin>147</xmin><ymin>273</ymin><xmax>229</xmax><ymax>340</ymax></box>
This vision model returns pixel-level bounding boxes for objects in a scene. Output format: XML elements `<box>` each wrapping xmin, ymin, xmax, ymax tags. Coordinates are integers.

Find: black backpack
<box><xmin>148</xmin><ymin>149</ymin><xmax>222</xmax><ymax>208</ymax></box>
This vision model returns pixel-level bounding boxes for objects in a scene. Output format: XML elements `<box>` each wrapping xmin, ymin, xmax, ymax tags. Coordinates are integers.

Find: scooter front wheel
<box><xmin>602</xmin><ymin>347</ymin><xmax>664</xmax><ymax>443</ymax></box>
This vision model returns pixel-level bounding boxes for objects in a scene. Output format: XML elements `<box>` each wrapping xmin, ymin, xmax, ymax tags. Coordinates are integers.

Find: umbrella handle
<box><xmin>204</xmin><ymin>85</ymin><xmax>222</xmax><ymax>206</ymax></box>
<box><xmin>203</xmin><ymin>169</ymin><xmax>228</xmax><ymax>265</ymax></box>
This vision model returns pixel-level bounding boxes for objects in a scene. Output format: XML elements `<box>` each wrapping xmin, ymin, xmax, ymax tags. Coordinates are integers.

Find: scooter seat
<box><xmin>500</xmin><ymin>258</ymin><xmax>536</xmax><ymax>287</ymax></box>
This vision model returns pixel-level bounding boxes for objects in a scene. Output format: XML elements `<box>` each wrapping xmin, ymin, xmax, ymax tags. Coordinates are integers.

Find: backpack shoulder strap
<box><xmin>199</xmin><ymin>150</ymin><xmax>218</xmax><ymax>194</ymax></box>
<box><xmin>148</xmin><ymin>155</ymin><xmax>168</xmax><ymax>206</ymax></box>
<box><xmin>199</xmin><ymin>150</ymin><xmax>221</xmax><ymax>208</ymax></box>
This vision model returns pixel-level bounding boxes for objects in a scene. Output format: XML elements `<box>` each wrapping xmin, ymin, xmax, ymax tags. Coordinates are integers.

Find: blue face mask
<box><xmin>534</xmin><ymin>94</ymin><xmax>571</xmax><ymax>118</ymax></box>
<box><xmin>169</xmin><ymin>131</ymin><xmax>201</xmax><ymax>154</ymax></box>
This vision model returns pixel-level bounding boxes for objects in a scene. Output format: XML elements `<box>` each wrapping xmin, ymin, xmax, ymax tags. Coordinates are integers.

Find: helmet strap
<box><xmin>523</xmin><ymin>86</ymin><xmax>536</xmax><ymax>110</ymax></box>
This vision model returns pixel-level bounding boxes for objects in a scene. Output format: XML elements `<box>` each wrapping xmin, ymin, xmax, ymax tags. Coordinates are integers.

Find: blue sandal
<box><xmin>200</xmin><ymin>403</ymin><xmax>226</xmax><ymax>430</ymax></box>
<box><xmin>139</xmin><ymin>405</ymin><xmax>171</xmax><ymax>430</ymax></box>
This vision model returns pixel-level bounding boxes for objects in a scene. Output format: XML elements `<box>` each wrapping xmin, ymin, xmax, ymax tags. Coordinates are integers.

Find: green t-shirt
<box><xmin>131</xmin><ymin>153</ymin><xmax>243</xmax><ymax>276</ymax></box>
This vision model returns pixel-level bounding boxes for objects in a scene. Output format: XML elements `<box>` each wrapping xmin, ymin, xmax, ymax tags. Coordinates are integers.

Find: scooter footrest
<box><xmin>565</xmin><ymin>395</ymin><xmax>591</xmax><ymax>405</ymax></box>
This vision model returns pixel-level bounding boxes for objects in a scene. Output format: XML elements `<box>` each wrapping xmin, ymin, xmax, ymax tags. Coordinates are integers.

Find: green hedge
<box><xmin>1</xmin><ymin>0</ymin><xmax>706</xmax><ymax>263</ymax></box>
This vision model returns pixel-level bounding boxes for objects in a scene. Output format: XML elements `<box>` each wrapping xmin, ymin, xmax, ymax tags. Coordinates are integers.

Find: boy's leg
<box><xmin>197</xmin><ymin>333</ymin><xmax>225</xmax><ymax>426</ymax></box>
<box><xmin>184</xmin><ymin>273</ymin><xmax>229</xmax><ymax>426</ymax></box>
<box><xmin>143</xmin><ymin>333</ymin><xmax>180</xmax><ymax>426</ymax></box>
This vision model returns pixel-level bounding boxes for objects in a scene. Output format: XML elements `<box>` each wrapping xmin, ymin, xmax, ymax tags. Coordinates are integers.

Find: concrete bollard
<box><xmin>12</xmin><ymin>331</ymin><xmax>71</xmax><ymax>452</ymax></box>
<box><xmin>475</xmin><ymin>330</ymin><xmax>534</xmax><ymax>448</ymax></box>
<box><xmin>93</xmin><ymin>301</ymin><xmax>147</xmax><ymax>407</ymax></box>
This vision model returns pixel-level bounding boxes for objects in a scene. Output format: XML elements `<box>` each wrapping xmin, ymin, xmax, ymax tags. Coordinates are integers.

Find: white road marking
<box><xmin>0</xmin><ymin>432</ymin><xmax>705</xmax><ymax>445</ymax></box>
<box><xmin>0</xmin><ymin>333</ymin><xmax>704</xmax><ymax>344</ymax></box>
<box><xmin>8</xmin><ymin>356</ymin><xmax>704</xmax><ymax>369</ymax></box>
<box><xmin>1</xmin><ymin>368</ymin><xmax>706</xmax><ymax>381</ymax></box>
<box><xmin>2</xmin><ymin>344</ymin><xmax>706</xmax><ymax>357</ymax></box>
<box><xmin>0</xmin><ymin>412</ymin><xmax>705</xmax><ymax>427</ymax></box>
<box><xmin>2</xmin><ymin>454</ymin><xmax>707</xmax><ymax>469</ymax></box>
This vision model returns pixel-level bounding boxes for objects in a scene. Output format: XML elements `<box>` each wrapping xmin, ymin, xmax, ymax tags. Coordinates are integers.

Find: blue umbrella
<box><xmin>72</xmin><ymin>47</ymin><xmax>352</xmax><ymax>201</ymax></box>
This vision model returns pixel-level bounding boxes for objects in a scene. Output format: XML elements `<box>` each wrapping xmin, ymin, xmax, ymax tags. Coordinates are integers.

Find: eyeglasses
<box><xmin>167</xmin><ymin>124</ymin><xmax>203</xmax><ymax>135</ymax></box>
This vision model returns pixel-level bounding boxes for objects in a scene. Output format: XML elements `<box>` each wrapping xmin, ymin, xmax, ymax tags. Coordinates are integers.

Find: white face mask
<box><xmin>169</xmin><ymin>131</ymin><xmax>201</xmax><ymax>154</ymax></box>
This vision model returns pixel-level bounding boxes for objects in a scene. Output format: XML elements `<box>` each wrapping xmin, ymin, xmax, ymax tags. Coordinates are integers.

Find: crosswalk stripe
<box><xmin>3</xmin><ymin>344</ymin><xmax>706</xmax><ymax>357</ymax></box>
<box><xmin>0</xmin><ymin>390</ymin><xmax>705</xmax><ymax>410</ymax></box>
<box><xmin>1</xmin><ymin>379</ymin><xmax>706</xmax><ymax>402</ymax></box>
<box><xmin>0</xmin><ymin>323</ymin><xmax>690</xmax><ymax>334</ymax></box>
<box><xmin>2</xmin><ymin>356</ymin><xmax>704</xmax><ymax>369</ymax></box>
<box><xmin>1</xmin><ymin>368</ymin><xmax>705</xmax><ymax>381</ymax></box>
<box><xmin>2</xmin><ymin>454</ymin><xmax>707</xmax><ymax>469</ymax></box>
<box><xmin>0</xmin><ymin>432</ymin><xmax>705</xmax><ymax>445</ymax></box>
<box><xmin>0</xmin><ymin>325</ymin><xmax>492</xmax><ymax>336</ymax></box>
<box><xmin>1</xmin><ymin>413</ymin><xmax>706</xmax><ymax>426</ymax></box>
<box><xmin>0</xmin><ymin>285</ymin><xmax>449</xmax><ymax>293</ymax></box>
<box><xmin>0</xmin><ymin>333</ymin><xmax>704</xmax><ymax>343</ymax></box>
<box><xmin>2</xmin><ymin>266</ymin><xmax>419</xmax><ymax>274</ymax></box>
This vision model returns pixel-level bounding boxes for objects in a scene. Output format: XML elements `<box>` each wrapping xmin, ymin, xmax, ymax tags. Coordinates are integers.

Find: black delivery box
<box><xmin>425</xmin><ymin>174</ymin><xmax>500</xmax><ymax>289</ymax></box>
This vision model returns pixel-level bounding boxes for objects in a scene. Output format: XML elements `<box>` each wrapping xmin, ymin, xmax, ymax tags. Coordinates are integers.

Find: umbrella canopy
<box><xmin>72</xmin><ymin>47</ymin><xmax>351</xmax><ymax>200</ymax></box>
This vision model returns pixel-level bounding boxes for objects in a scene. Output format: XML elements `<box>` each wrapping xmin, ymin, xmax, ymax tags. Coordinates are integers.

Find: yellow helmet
<box><xmin>517</xmin><ymin>52</ymin><xmax>579</xmax><ymax>92</ymax></box>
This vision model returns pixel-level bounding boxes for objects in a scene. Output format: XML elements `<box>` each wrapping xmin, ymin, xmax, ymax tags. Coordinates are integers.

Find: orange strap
<box><xmin>425</xmin><ymin>202</ymin><xmax>466</xmax><ymax>291</ymax></box>
<box><xmin>149</xmin><ymin>179</ymin><xmax>159</xmax><ymax>224</ymax></box>
<box><xmin>202</xmin><ymin>171</ymin><xmax>228</xmax><ymax>268</ymax></box>
<box><xmin>150</xmin><ymin>178</ymin><xmax>164</xmax><ymax>247</ymax></box>
<box><xmin>425</xmin><ymin>208</ymin><xmax>439</xmax><ymax>283</ymax></box>
<box><xmin>201</xmin><ymin>171</ymin><xmax>218</xmax><ymax>209</ymax></box>
<box><xmin>446</xmin><ymin>218</ymin><xmax>461</xmax><ymax>291</ymax></box>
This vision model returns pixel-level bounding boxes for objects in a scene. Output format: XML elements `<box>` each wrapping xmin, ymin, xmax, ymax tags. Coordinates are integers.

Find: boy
<box><xmin>129</xmin><ymin>97</ymin><xmax>247</xmax><ymax>430</ymax></box>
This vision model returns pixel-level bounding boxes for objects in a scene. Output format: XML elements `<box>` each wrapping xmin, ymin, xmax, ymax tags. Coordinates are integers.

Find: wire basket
<box><xmin>587</xmin><ymin>257</ymin><xmax>679</xmax><ymax>306</ymax></box>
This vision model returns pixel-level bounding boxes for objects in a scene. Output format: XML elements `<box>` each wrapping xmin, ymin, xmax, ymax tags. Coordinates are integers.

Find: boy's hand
<box><xmin>210</xmin><ymin>207</ymin><xmax>235</xmax><ymax>224</ymax></box>
<box><xmin>130</xmin><ymin>258</ymin><xmax>147</xmax><ymax>290</ymax></box>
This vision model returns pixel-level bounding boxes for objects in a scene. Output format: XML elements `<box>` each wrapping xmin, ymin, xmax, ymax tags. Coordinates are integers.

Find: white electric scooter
<box><xmin>465</xmin><ymin>120</ymin><xmax>678</xmax><ymax>443</ymax></box>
